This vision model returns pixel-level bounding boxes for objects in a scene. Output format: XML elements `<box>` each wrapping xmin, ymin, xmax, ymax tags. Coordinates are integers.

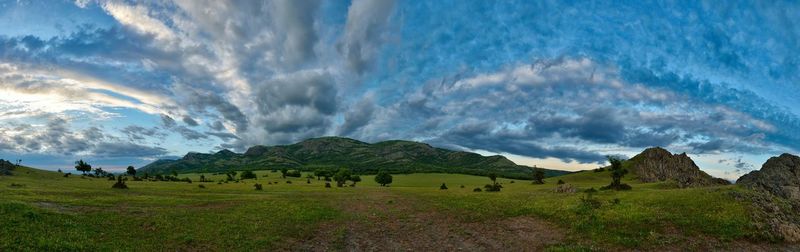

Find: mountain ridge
<box><xmin>139</xmin><ymin>136</ymin><xmax>571</xmax><ymax>179</ymax></box>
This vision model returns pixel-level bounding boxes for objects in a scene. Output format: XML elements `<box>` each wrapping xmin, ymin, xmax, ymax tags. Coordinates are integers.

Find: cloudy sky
<box><xmin>1</xmin><ymin>0</ymin><xmax>798</xmax><ymax>178</ymax></box>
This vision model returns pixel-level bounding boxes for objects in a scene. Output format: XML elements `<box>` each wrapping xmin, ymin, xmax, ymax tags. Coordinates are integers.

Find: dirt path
<box><xmin>293</xmin><ymin>190</ymin><xmax>566</xmax><ymax>251</ymax></box>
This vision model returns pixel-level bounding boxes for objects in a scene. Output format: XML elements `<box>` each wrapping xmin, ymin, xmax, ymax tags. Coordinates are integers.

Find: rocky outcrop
<box><xmin>626</xmin><ymin>147</ymin><xmax>729</xmax><ymax>188</ymax></box>
<box><xmin>733</xmin><ymin>154</ymin><xmax>800</xmax><ymax>242</ymax></box>
<box><xmin>737</xmin><ymin>153</ymin><xmax>800</xmax><ymax>200</ymax></box>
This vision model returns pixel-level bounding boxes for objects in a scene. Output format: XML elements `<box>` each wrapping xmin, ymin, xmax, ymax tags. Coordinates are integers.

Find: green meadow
<box><xmin>0</xmin><ymin>167</ymin><xmax>770</xmax><ymax>251</ymax></box>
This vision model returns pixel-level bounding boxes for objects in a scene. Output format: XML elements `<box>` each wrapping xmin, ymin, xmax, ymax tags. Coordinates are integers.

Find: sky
<box><xmin>0</xmin><ymin>0</ymin><xmax>799</xmax><ymax>179</ymax></box>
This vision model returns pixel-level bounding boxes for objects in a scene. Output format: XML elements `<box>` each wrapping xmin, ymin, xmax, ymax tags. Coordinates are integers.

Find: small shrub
<box><xmin>63</xmin><ymin>173</ymin><xmax>71</xmax><ymax>178</ymax></box>
<box><xmin>325</xmin><ymin>182</ymin><xmax>331</xmax><ymax>188</ymax></box>
<box><xmin>460</xmin><ymin>185</ymin><xmax>465</xmax><ymax>188</ymax></box>
<box><xmin>611</xmin><ymin>198</ymin><xmax>621</xmax><ymax>205</ymax></box>
<box><xmin>510</xmin><ymin>180</ymin><xmax>515</xmax><ymax>184</ymax></box>
<box><xmin>198</xmin><ymin>184</ymin><xmax>206</xmax><ymax>189</ymax></box>
<box><xmin>286</xmin><ymin>180</ymin><xmax>292</xmax><ymax>184</ymax></box>
<box><xmin>267</xmin><ymin>182</ymin><xmax>272</xmax><ymax>185</ymax></box>
<box><xmin>217</xmin><ymin>181</ymin><xmax>222</xmax><ymax>185</ymax></box>
<box><xmin>9</xmin><ymin>183</ymin><xmax>24</xmax><ymax>188</ymax></box>
<box><xmin>440</xmin><ymin>183</ymin><xmax>448</xmax><ymax>190</ymax></box>
<box><xmin>108</xmin><ymin>176</ymin><xmax>115</xmax><ymax>181</ymax></box>
<box><xmin>254</xmin><ymin>183</ymin><xmax>263</xmax><ymax>190</ymax></box>
<box><xmin>112</xmin><ymin>176</ymin><xmax>128</xmax><ymax>189</ymax></box>
<box><xmin>484</xmin><ymin>183</ymin><xmax>502</xmax><ymax>192</ymax></box>
<box><xmin>584</xmin><ymin>187</ymin><xmax>598</xmax><ymax>193</ymax></box>
<box><xmin>473</xmin><ymin>187</ymin><xmax>482</xmax><ymax>192</ymax></box>
<box><xmin>307</xmin><ymin>178</ymin><xmax>311</xmax><ymax>184</ymax></box>
<box><xmin>557</xmin><ymin>179</ymin><xmax>565</xmax><ymax>185</ymax></box>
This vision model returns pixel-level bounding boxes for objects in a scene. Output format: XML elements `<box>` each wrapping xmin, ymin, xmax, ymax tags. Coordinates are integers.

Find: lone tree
<box><xmin>126</xmin><ymin>166</ymin><xmax>136</xmax><ymax>177</ymax></box>
<box><xmin>75</xmin><ymin>160</ymin><xmax>92</xmax><ymax>174</ymax></box>
<box><xmin>532</xmin><ymin>167</ymin><xmax>546</xmax><ymax>184</ymax></box>
<box><xmin>280</xmin><ymin>168</ymin><xmax>288</xmax><ymax>179</ymax></box>
<box><xmin>485</xmin><ymin>172</ymin><xmax>502</xmax><ymax>192</ymax></box>
<box><xmin>374</xmin><ymin>170</ymin><xmax>393</xmax><ymax>186</ymax></box>
<box><xmin>601</xmin><ymin>155</ymin><xmax>631</xmax><ymax>191</ymax></box>
<box><xmin>333</xmin><ymin>168</ymin><xmax>351</xmax><ymax>187</ymax></box>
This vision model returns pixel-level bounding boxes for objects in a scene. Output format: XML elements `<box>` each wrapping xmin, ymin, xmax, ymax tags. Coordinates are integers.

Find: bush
<box><xmin>440</xmin><ymin>183</ymin><xmax>448</xmax><ymax>190</ymax></box>
<box><xmin>557</xmin><ymin>179</ymin><xmax>565</xmax><ymax>185</ymax></box>
<box><xmin>460</xmin><ymin>185</ymin><xmax>465</xmax><ymax>188</ymax></box>
<box><xmin>112</xmin><ymin>176</ymin><xmax>128</xmax><ymax>189</ymax></box>
<box><xmin>254</xmin><ymin>183</ymin><xmax>263</xmax><ymax>190</ymax></box>
<box><xmin>600</xmin><ymin>183</ymin><xmax>632</xmax><ymax>191</ymax></box>
<box><xmin>484</xmin><ymin>183</ymin><xmax>502</xmax><ymax>192</ymax></box>
<box><xmin>286</xmin><ymin>170</ymin><xmax>302</xmax><ymax>178</ymax></box>
<box><xmin>286</xmin><ymin>180</ymin><xmax>292</xmax><ymax>184</ymax></box>
<box><xmin>198</xmin><ymin>184</ymin><xmax>206</xmax><ymax>189</ymax></box>
<box><xmin>473</xmin><ymin>187</ymin><xmax>482</xmax><ymax>192</ymax></box>
<box><xmin>108</xmin><ymin>175</ymin><xmax>116</xmax><ymax>181</ymax></box>
<box><xmin>9</xmin><ymin>183</ymin><xmax>24</xmax><ymax>188</ymax></box>
<box><xmin>325</xmin><ymin>182</ymin><xmax>331</xmax><ymax>188</ymax></box>
<box><xmin>63</xmin><ymin>173</ymin><xmax>71</xmax><ymax>178</ymax></box>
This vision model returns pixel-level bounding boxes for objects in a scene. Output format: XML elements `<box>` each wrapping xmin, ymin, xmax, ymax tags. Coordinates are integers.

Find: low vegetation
<box><xmin>0</xmin><ymin>163</ymin><xmax>785</xmax><ymax>250</ymax></box>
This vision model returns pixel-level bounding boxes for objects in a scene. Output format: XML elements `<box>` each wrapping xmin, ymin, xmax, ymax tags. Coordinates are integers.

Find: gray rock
<box><xmin>626</xmin><ymin>147</ymin><xmax>729</xmax><ymax>188</ymax></box>
<box><xmin>737</xmin><ymin>153</ymin><xmax>800</xmax><ymax>200</ymax></box>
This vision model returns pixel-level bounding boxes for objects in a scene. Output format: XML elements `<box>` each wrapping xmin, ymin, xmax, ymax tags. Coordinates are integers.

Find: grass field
<box><xmin>0</xmin><ymin>167</ymin><xmax>776</xmax><ymax>251</ymax></box>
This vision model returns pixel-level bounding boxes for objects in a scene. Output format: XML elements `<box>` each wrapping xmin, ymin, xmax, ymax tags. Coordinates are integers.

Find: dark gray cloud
<box><xmin>182</xmin><ymin>116</ymin><xmax>199</xmax><ymax>127</ymax></box>
<box><xmin>92</xmin><ymin>142</ymin><xmax>168</xmax><ymax>158</ymax></box>
<box><xmin>121</xmin><ymin>125</ymin><xmax>164</xmax><ymax>142</ymax></box>
<box><xmin>160</xmin><ymin>114</ymin><xmax>177</xmax><ymax>128</ymax></box>
<box><xmin>338</xmin><ymin>96</ymin><xmax>376</xmax><ymax>136</ymax></box>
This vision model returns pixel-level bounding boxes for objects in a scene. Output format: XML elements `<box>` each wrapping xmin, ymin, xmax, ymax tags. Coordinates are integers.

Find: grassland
<box><xmin>0</xmin><ymin>167</ymin><xmax>779</xmax><ymax>251</ymax></box>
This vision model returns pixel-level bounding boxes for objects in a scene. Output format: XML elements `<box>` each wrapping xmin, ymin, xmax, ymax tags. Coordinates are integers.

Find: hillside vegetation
<box><xmin>139</xmin><ymin>137</ymin><xmax>569</xmax><ymax>179</ymax></box>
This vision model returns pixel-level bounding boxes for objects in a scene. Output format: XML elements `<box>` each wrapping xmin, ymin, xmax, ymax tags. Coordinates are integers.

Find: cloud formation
<box><xmin>0</xmin><ymin>1</ymin><xmax>798</xmax><ymax>172</ymax></box>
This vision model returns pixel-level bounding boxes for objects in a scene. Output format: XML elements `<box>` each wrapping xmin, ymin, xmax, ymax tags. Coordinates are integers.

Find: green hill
<box><xmin>139</xmin><ymin>137</ymin><xmax>570</xmax><ymax>179</ymax></box>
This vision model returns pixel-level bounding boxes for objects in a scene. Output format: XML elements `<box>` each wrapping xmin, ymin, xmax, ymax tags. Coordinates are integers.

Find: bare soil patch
<box><xmin>292</xmin><ymin>191</ymin><xmax>566</xmax><ymax>251</ymax></box>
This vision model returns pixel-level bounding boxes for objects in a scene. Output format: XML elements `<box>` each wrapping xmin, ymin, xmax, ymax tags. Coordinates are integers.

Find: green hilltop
<box><xmin>139</xmin><ymin>136</ymin><xmax>570</xmax><ymax>179</ymax></box>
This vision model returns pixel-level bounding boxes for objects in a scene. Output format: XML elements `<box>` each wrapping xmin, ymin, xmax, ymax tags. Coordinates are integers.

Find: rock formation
<box><xmin>625</xmin><ymin>147</ymin><xmax>729</xmax><ymax>188</ymax></box>
<box><xmin>737</xmin><ymin>153</ymin><xmax>800</xmax><ymax>200</ymax></box>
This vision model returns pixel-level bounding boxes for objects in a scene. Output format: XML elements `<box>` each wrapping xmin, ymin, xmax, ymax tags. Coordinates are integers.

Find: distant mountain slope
<box><xmin>624</xmin><ymin>147</ymin><xmax>729</xmax><ymax>187</ymax></box>
<box><xmin>139</xmin><ymin>137</ymin><xmax>570</xmax><ymax>179</ymax></box>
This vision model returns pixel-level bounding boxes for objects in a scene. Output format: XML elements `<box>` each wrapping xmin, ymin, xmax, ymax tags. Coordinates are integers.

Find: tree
<box><xmin>200</xmin><ymin>174</ymin><xmax>206</xmax><ymax>182</ymax></box>
<box><xmin>94</xmin><ymin>167</ymin><xmax>105</xmax><ymax>177</ymax></box>
<box><xmin>485</xmin><ymin>172</ymin><xmax>502</xmax><ymax>192</ymax></box>
<box><xmin>350</xmin><ymin>175</ymin><xmax>361</xmax><ymax>186</ymax></box>
<box><xmin>314</xmin><ymin>169</ymin><xmax>326</xmax><ymax>180</ymax></box>
<box><xmin>126</xmin><ymin>166</ymin><xmax>136</xmax><ymax>177</ymax></box>
<box><xmin>75</xmin><ymin>160</ymin><xmax>92</xmax><ymax>174</ymax></box>
<box><xmin>333</xmin><ymin>168</ymin><xmax>351</xmax><ymax>187</ymax></box>
<box><xmin>280</xmin><ymin>168</ymin><xmax>288</xmax><ymax>179</ymax></box>
<box><xmin>240</xmin><ymin>170</ymin><xmax>257</xmax><ymax>180</ymax></box>
<box><xmin>440</xmin><ymin>183</ymin><xmax>448</xmax><ymax>190</ymax></box>
<box><xmin>532</xmin><ymin>168</ymin><xmax>545</xmax><ymax>184</ymax></box>
<box><xmin>374</xmin><ymin>170</ymin><xmax>393</xmax><ymax>186</ymax></box>
<box><xmin>601</xmin><ymin>156</ymin><xmax>631</xmax><ymax>191</ymax></box>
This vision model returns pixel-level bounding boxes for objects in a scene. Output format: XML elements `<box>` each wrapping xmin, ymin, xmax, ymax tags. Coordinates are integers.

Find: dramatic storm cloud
<box><xmin>0</xmin><ymin>1</ymin><xmax>798</xmax><ymax>177</ymax></box>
